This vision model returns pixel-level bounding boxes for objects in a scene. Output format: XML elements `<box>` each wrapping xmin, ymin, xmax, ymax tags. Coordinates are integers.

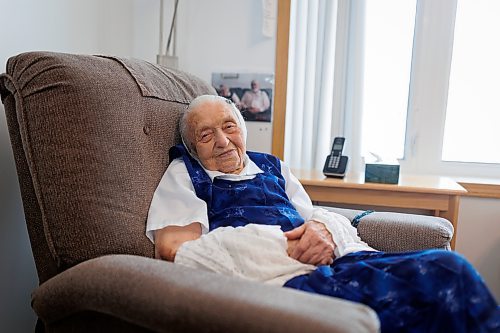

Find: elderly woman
<box><xmin>146</xmin><ymin>95</ymin><xmax>499</xmax><ymax>332</ymax></box>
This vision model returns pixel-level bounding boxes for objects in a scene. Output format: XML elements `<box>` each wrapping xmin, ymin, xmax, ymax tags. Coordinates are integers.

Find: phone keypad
<box><xmin>328</xmin><ymin>155</ymin><xmax>340</xmax><ymax>168</ymax></box>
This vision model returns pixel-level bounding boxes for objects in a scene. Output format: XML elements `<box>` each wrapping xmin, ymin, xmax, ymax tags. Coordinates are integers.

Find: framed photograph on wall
<box><xmin>212</xmin><ymin>72</ymin><xmax>274</xmax><ymax>122</ymax></box>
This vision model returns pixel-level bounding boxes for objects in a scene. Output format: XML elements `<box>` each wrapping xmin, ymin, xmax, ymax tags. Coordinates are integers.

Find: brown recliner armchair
<box><xmin>0</xmin><ymin>52</ymin><xmax>453</xmax><ymax>333</ymax></box>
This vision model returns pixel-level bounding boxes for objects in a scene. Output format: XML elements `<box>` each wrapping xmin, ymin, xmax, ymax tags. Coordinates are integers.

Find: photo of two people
<box><xmin>212</xmin><ymin>73</ymin><xmax>274</xmax><ymax>122</ymax></box>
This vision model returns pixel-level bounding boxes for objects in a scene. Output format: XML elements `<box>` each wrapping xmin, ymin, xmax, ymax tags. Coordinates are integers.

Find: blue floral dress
<box><xmin>171</xmin><ymin>144</ymin><xmax>500</xmax><ymax>332</ymax></box>
<box><xmin>285</xmin><ymin>250</ymin><xmax>499</xmax><ymax>332</ymax></box>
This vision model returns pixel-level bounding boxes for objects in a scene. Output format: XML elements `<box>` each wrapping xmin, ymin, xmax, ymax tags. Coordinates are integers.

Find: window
<box><xmin>361</xmin><ymin>0</ymin><xmax>416</xmax><ymax>161</ymax></box>
<box><xmin>344</xmin><ymin>0</ymin><xmax>500</xmax><ymax>178</ymax></box>
<box><xmin>282</xmin><ymin>0</ymin><xmax>500</xmax><ymax>178</ymax></box>
<box><xmin>442</xmin><ymin>0</ymin><xmax>500</xmax><ymax>164</ymax></box>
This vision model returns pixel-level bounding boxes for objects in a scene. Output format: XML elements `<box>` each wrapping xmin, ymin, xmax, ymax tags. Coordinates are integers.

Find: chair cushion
<box><xmin>0</xmin><ymin>52</ymin><xmax>215</xmax><ymax>273</ymax></box>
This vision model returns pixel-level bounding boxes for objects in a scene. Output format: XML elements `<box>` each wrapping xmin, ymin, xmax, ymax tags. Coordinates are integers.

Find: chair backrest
<box><xmin>0</xmin><ymin>52</ymin><xmax>215</xmax><ymax>283</ymax></box>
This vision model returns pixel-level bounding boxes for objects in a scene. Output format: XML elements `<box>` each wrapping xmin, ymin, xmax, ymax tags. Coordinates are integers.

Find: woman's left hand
<box><xmin>285</xmin><ymin>221</ymin><xmax>336</xmax><ymax>266</ymax></box>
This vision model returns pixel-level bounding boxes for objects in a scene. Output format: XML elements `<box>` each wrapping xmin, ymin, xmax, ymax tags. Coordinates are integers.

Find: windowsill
<box><xmin>454</xmin><ymin>177</ymin><xmax>500</xmax><ymax>199</ymax></box>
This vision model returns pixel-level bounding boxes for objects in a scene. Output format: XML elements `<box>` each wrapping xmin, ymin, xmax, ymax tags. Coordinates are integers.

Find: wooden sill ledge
<box><xmin>456</xmin><ymin>178</ymin><xmax>500</xmax><ymax>199</ymax></box>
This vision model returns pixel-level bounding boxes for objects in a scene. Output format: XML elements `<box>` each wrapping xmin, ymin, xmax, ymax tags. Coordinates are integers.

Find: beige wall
<box><xmin>131</xmin><ymin>0</ymin><xmax>276</xmax><ymax>153</ymax></box>
<box><xmin>455</xmin><ymin>197</ymin><xmax>500</xmax><ymax>300</ymax></box>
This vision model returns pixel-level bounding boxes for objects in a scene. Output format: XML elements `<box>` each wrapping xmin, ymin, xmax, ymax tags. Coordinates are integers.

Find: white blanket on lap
<box><xmin>175</xmin><ymin>224</ymin><xmax>315</xmax><ymax>285</ymax></box>
<box><xmin>174</xmin><ymin>209</ymin><xmax>376</xmax><ymax>286</ymax></box>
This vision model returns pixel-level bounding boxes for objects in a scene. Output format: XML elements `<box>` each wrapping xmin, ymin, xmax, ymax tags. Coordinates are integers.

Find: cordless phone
<box><xmin>323</xmin><ymin>137</ymin><xmax>348</xmax><ymax>178</ymax></box>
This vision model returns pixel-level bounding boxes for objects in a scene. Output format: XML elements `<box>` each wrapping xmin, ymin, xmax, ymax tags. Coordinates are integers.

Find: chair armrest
<box><xmin>323</xmin><ymin>207</ymin><xmax>454</xmax><ymax>251</ymax></box>
<box><xmin>32</xmin><ymin>254</ymin><xmax>379</xmax><ymax>333</ymax></box>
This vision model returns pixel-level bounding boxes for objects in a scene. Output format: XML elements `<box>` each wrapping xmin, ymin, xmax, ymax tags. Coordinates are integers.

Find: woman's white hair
<box><xmin>180</xmin><ymin>95</ymin><xmax>247</xmax><ymax>157</ymax></box>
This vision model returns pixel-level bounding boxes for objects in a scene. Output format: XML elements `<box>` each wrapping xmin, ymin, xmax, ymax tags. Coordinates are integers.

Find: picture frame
<box><xmin>212</xmin><ymin>72</ymin><xmax>274</xmax><ymax>122</ymax></box>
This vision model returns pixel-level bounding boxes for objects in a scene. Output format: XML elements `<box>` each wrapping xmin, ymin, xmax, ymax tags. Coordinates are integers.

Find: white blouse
<box><xmin>146</xmin><ymin>155</ymin><xmax>314</xmax><ymax>240</ymax></box>
<box><xmin>146</xmin><ymin>155</ymin><xmax>375</xmax><ymax>258</ymax></box>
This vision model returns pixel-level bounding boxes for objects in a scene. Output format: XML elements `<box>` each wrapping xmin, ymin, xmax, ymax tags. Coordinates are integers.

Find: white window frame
<box><xmin>336</xmin><ymin>0</ymin><xmax>500</xmax><ymax>179</ymax></box>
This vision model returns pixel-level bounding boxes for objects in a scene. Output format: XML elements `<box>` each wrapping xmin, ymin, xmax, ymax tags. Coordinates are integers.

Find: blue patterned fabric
<box><xmin>170</xmin><ymin>144</ymin><xmax>499</xmax><ymax>332</ymax></box>
<box><xmin>169</xmin><ymin>144</ymin><xmax>304</xmax><ymax>231</ymax></box>
<box><xmin>285</xmin><ymin>250</ymin><xmax>500</xmax><ymax>332</ymax></box>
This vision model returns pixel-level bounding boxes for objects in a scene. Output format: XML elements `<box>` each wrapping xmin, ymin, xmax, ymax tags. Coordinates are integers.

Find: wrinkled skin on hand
<box><xmin>285</xmin><ymin>220</ymin><xmax>336</xmax><ymax>266</ymax></box>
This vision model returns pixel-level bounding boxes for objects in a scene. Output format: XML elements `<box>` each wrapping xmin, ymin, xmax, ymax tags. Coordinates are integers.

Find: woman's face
<box><xmin>188</xmin><ymin>100</ymin><xmax>246</xmax><ymax>174</ymax></box>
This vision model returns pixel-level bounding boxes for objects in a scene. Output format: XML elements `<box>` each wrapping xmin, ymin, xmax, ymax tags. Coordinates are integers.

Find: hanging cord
<box><xmin>158</xmin><ymin>0</ymin><xmax>164</xmax><ymax>55</ymax></box>
<box><xmin>166</xmin><ymin>0</ymin><xmax>180</xmax><ymax>55</ymax></box>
